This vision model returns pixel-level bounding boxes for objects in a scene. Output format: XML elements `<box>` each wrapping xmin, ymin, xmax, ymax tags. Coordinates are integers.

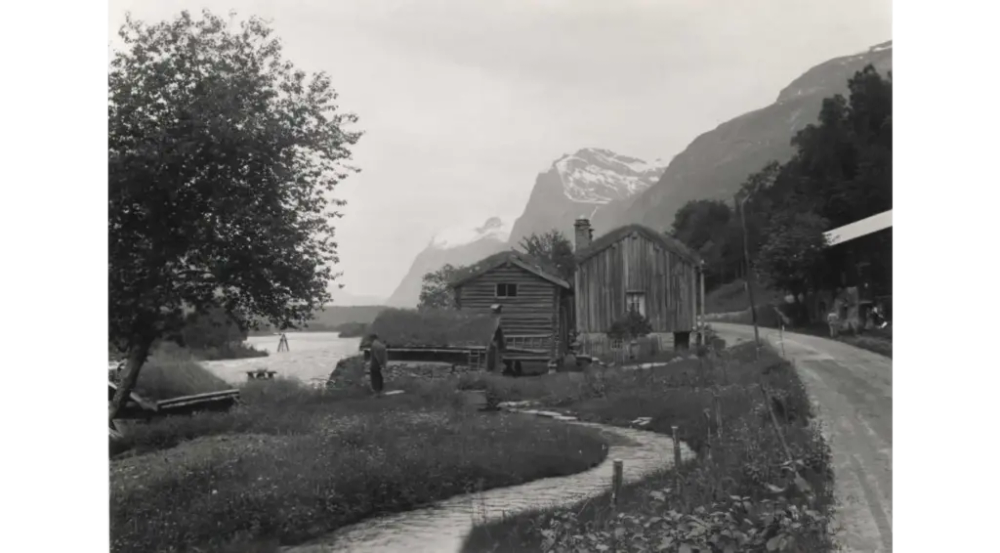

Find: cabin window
<box><xmin>496</xmin><ymin>283</ymin><xmax>518</xmax><ymax>298</ymax></box>
<box><xmin>626</xmin><ymin>291</ymin><xmax>647</xmax><ymax>316</ymax></box>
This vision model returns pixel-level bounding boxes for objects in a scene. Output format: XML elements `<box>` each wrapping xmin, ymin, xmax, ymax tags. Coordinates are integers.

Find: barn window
<box><xmin>626</xmin><ymin>291</ymin><xmax>646</xmax><ymax>316</ymax></box>
<box><xmin>496</xmin><ymin>283</ymin><xmax>518</xmax><ymax>298</ymax></box>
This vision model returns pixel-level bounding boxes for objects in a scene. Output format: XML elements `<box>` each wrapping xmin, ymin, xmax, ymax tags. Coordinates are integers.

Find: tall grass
<box><xmin>110</xmin><ymin>378</ymin><xmax>611</xmax><ymax>552</ymax></box>
<box><xmin>461</xmin><ymin>343</ymin><xmax>836</xmax><ymax>553</ymax></box>
<box><xmin>124</xmin><ymin>344</ymin><xmax>233</xmax><ymax>401</ymax></box>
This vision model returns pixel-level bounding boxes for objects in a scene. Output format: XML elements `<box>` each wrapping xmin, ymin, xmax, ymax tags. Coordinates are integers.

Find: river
<box><xmin>201</xmin><ymin>332</ymin><xmax>362</xmax><ymax>386</ymax></box>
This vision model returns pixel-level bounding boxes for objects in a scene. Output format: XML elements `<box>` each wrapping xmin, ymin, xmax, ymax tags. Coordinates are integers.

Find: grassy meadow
<box><xmin>110</xmin><ymin>356</ymin><xmax>611</xmax><ymax>553</ymax></box>
<box><xmin>461</xmin><ymin>342</ymin><xmax>837</xmax><ymax>553</ymax></box>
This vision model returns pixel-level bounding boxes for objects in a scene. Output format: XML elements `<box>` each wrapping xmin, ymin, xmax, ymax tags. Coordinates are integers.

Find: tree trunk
<box><xmin>793</xmin><ymin>289</ymin><xmax>810</xmax><ymax>326</ymax></box>
<box><xmin>108</xmin><ymin>337</ymin><xmax>154</xmax><ymax>422</ymax></box>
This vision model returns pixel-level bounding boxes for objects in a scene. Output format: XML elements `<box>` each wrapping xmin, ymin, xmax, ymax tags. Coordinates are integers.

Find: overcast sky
<box><xmin>108</xmin><ymin>0</ymin><xmax>891</xmax><ymax>303</ymax></box>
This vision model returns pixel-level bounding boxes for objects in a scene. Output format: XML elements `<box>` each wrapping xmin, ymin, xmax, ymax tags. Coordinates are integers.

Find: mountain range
<box><xmin>606</xmin><ymin>41</ymin><xmax>893</xmax><ymax>230</ymax></box>
<box><xmin>385</xmin><ymin>218</ymin><xmax>512</xmax><ymax>307</ymax></box>
<box><xmin>384</xmin><ymin>41</ymin><xmax>892</xmax><ymax>308</ymax></box>
<box><xmin>507</xmin><ymin>148</ymin><xmax>667</xmax><ymax>246</ymax></box>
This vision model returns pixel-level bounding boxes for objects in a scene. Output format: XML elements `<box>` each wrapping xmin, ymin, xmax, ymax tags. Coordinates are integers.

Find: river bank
<box><xmin>201</xmin><ymin>332</ymin><xmax>362</xmax><ymax>386</ymax></box>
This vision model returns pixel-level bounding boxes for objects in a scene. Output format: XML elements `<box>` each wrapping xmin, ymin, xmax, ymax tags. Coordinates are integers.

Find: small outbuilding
<box><xmin>572</xmin><ymin>218</ymin><xmax>702</xmax><ymax>348</ymax></box>
<box><xmin>450</xmin><ymin>250</ymin><xmax>573</xmax><ymax>364</ymax></box>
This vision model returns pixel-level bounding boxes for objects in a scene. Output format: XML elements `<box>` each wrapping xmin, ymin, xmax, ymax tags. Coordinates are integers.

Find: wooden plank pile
<box><xmin>108</xmin><ymin>382</ymin><xmax>240</xmax><ymax>420</ymax></box>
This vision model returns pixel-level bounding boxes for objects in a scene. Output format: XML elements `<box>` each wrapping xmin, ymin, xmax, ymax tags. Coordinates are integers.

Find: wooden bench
<box><xmin>246</xmin><ymin>370</ymin><xmax>278</xmax><ymax>380</ymax></box>
<box><xmin>157</xmin><ymin>390</ymin><xmax>241</xmax><ymax>415</ymax></box>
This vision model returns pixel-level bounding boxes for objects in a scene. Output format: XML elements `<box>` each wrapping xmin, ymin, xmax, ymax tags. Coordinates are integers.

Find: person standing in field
<box><xmin>368</xmin><ymin>334</ymin><xmax>388</xmax><ymax>395</ymax></box>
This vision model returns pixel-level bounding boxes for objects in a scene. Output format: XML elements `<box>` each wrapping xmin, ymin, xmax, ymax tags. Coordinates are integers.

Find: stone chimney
<box><xmin>574</xmin><ymin>218</ymin><xmax>593</xmax><ymax>252</ymax></box>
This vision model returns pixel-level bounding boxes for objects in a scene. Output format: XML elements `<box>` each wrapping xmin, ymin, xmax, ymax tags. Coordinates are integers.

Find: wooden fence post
<box><xmin>671</xmin><ymin>425</ymin><xmax>682</xmax><ymax>492</ymax></box>
<box><xmin>713</xmin><ymin>391</ymin><xmax>723</xmax><ymax>438</ymax></box>
<box><xmin>703</xmin><ymin>410</ymin><xmax>713</xmax><ymax>462</ymax></box>
<box><xmin>611</xmin><ymin>459</ymin><xmax>623</xmax><ymax>509</ymax></box>
<box><xmin>759</xmin><ymin>382</ymin><xmax>794</xmax><ymax>463</ymax></box>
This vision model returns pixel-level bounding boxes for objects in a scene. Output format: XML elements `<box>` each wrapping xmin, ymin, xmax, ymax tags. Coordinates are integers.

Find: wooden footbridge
<box><xmin>108</xmin><ymin>382</ymin><xmax>240</xmax><ymax>420</ymax></box>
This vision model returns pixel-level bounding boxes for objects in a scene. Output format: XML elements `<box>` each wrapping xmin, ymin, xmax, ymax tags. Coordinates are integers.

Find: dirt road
<box><xmin>713</xmin><ymin>323</ymin><xmax>892</xmax><ymax>553</ymax></box>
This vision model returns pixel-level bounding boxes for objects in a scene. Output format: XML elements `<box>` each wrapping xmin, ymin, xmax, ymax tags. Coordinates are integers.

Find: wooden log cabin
<box><xmin>573</xmin><ymin>218</ymin><xmax>702</xmax><ymax>349</ymax></box>
<box><xmin>450</xmin><ymin>250</ymin><xmax>573</xmax><ymax>365</ymax></box>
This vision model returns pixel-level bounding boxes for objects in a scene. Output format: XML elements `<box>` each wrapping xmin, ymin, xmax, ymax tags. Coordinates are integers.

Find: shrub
<box><xmin>513</xmin><ymin>492</ymin><xmax>830</xmax><ymax>553</ymax></box>
<box><xmin>606</xmin><ymin>310</ymin><xmax>653</xmax><ymax>341</ymax></box>
<box><xmin>127</xmin><ymin>346</ymin><xmax>233</xmax><ymax>401</ymax></box>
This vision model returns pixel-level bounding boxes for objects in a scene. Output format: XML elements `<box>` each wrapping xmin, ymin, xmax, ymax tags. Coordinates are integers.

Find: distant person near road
<box><xmin>368</xmin><ymin>334</ymin><xmax>388</xmax><ymax>395</ymax></box>
<box><xmin>871</xmin><ymin>303</ymin><xmax>888</xmax><ymax>329</ymax></box>
<box><xmin>826</xmin><ymin>309</ymin><xmax>841</xmax><ymax>338</ymax></box>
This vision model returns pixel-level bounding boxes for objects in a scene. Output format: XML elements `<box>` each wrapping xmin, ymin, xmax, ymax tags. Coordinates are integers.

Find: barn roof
<box><xmin>449</xmin><ymin>249</ymin><xmax>571</xmax><ymax>290</ymax></box>
<box><xmin>824</xmin><ymin>210</ymin><xmax>892</xmax><ymax>247</ymax></box>
<box><xmin>576</xmin><ymin>224</ymin><xmax>701</xmax><ymax>265</ymax></box>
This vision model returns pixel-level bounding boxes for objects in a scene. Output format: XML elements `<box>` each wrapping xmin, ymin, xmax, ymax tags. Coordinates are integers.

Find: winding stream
<box><xmin>284</xmin><ymin>411</ymin><xmax>695</xmax><ymax>553</ymax></box>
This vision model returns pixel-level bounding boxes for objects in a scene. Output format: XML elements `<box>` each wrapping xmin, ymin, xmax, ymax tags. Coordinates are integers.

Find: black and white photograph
<box><xmin>11</xmin><ymin>1</ymin><xmax>998</xmax><ymax>552</ymax></box>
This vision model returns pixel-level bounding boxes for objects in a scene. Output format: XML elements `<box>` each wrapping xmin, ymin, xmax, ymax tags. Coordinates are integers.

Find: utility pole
<box><xmin>736</xmin><ymin>194</ymin><xmax>761</xmax><ymax>358</ymax></box>
<box><xmin>699</xmin><ymin>259</ymin><xmax>706</xmax><ymax>345</ymax></box>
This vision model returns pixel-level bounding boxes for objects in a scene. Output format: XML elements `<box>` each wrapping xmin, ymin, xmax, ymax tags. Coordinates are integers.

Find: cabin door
<box><xmin>558</xmin><ymin>300</ymin><xmax>571</xmax><ymax>356</ymax></box>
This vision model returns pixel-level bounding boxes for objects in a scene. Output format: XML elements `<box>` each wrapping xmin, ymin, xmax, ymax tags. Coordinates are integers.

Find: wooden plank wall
<box><xmin>575</xmin><ymin>232</ymin><xmax>697</xmax><ymax>333</ymax></box>
<box><xmin>455</xmin><ymin>264</ymin><xmax>559</xmax><ymax>337</ymax></box>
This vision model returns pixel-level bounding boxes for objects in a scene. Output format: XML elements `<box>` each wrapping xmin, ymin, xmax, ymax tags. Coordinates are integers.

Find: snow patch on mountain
<box><xmin>837</xmin><ymin>41</ymin><xmax>893</xmax><ymax>65</ymax></box>
<box><xmin>430</xmin><ymin>216</ymin><xmax>511</xmax><ymax>249</ymax></box>
<box><xmin>553</xmin><ymin>148</ymin><xmax>666</xmax><ymax>205</ymax></box>
<box><xmin>868</xmin><ymin>40</ymin><xmax>892</xmax><ymax>53</ymax></box>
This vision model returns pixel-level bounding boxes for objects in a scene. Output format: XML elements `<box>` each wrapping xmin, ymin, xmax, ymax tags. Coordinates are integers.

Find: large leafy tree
<box><xmin>753</xmin><ymin>66</ymin><xmax>892</xmax><ymax>303</ymax></box>
<box><xmin>783</xmin><ymin>65</ymin><xmax>892</xmax><ymax>227</ymax></box>
<box><xmin>179</xmin><ymin>308</ymin><xmax>248</xmax><ymax>351</ymax></box>
<box><xmin>108</xmin><ymin>10</ymin><xmax>362</xmax><ymax>420</ymax></box>
<box><xmin>670</xmin><ymin>65</ymin><xmax>891</xmax><ymax>299</ymax></box>
<box><xmin>756</xmin><ymin>211</ymin><xmax>830</xmax><ymax>310</ymax></box>
<box><xmin>669</xmin><ymin>200</ymin><xmax>740</xmax><ymax>287</ymax></box>
<box><xmin>418</xmin><ymin>264</ymin><xmax>464</xmax><ymax>310</ymax></box>
<box><xmin>518</xmin><ymin>229</ymin><xmax>575</xmax><ymax>283</ymax></box>
<box><xmin>670</xmin><ymin>200</ymin><xmax>732</xmax><ymax>252</ymax></box>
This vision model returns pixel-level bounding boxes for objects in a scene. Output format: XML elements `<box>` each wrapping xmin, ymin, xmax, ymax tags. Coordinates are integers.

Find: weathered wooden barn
<box><xmin>824</xmin><ymin>209</ymin><xmax>893</xmax><ymax>303</ymax></box>
<box><xmin>450</xmin><ymin>250</ymin><xmax>573</xmax><ymax>361</ymax></box>
<box><xmin>808</xmin><ymin>209</ymin><xmax>893</xmax><ymax>324</ymax></box>
<box><xmin>573</xmin><ymin>218</ymin><xmax>702</xmax><ymax>346</ymax></box>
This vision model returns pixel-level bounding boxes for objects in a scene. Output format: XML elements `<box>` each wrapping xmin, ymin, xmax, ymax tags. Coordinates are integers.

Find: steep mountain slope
<box><xmin>608</xmin><ymin>41</ymin><xmax>893</xmax><ymax>232</ymax></box>
<box><xmin>508</xmin><ymin>148</ymin><xmax>666</xmax><ymax>246</ymax></box>
<box><xmin>385</xmin><ymin>217</ymin><xmax>511</xmax><ymax>308</ymax></box>
<box><xmin>327</xmin><ymin>289</ymin><xmax>386</xmax><ymax>307</ymax></box>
